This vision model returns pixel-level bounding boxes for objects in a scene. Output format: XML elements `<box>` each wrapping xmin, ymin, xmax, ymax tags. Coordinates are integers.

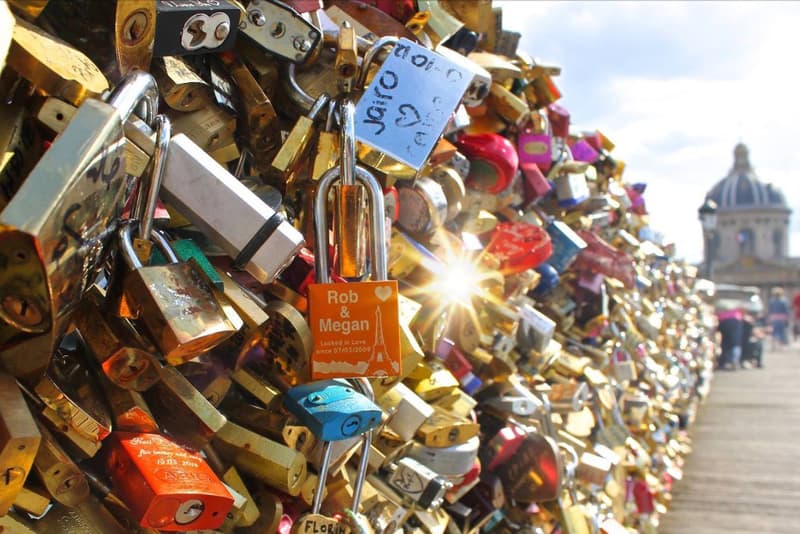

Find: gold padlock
<box><xmin>0</xmin><ymin>372</ymin><xmax>40</xmax><ymax>514</ymax></box>
<box><xmin>74</xmin><ymin>287</ymin><xmax>160</xmax><ymax>392</ymax></box>
<box><xmin>152</xmin><ymin>56</ymin><xmax>212</xmax><ymax>112</ymax></box>
<box><xmin>32</xmin><ymin>421</ymin><xmax>89</xmax><ymax>507</ymax></box>
<box><xmin>212</xmin><ymin>421</ymin><xmax>308</xmax><ymax>496</ymax></box>
<box><xmin>143</xmin><ymin>364</ymin><xmax>227</xmax><ymax>451</ymax></box>
<box><xmin>7</xmin><ymin>17</ymin><xmax>108</xmax><ymax>105</ymax></box>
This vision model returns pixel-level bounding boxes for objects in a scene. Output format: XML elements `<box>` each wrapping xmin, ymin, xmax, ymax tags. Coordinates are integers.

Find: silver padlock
<box><xmin>0</xmin><ymin>71</ymin><xmax>158</xmax><ymax>372</ymax></box>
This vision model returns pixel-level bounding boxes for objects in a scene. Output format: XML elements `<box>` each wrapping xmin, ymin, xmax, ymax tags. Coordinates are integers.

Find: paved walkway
<box><xmin>660</xmin><ymin>346</ymin><xmax>800</xmax><ymax>534</ymax></box>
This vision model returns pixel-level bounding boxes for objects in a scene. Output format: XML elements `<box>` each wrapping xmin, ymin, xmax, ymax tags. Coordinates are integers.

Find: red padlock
<box><xmin>106</xmin><ymin>432</ymin><xmax>233</xmax><ymax>531</ymax></box>
<box><xmin>456</xmin><ymin>133</ymin><xmax>519</xmax><ymax>194</ymax></box>
<box><xmin>485</xmin><ymin>221</ymin><xmax>552</xmax><ymax>275</ymax></box>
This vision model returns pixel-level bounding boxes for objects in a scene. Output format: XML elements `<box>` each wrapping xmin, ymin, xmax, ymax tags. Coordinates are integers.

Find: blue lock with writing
<box><xmin>283</xmin><ymin>380</ymin><xmax>382</xmax><ymax>441</ymax></box>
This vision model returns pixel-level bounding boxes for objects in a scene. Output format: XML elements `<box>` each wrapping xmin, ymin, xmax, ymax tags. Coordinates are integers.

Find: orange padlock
<box><xmin>106</xmin><ymin>432</ymin><xmax>233</xmax><ymax>532</ymax></box>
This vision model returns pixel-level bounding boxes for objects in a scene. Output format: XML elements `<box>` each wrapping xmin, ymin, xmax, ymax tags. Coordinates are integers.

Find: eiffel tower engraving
<box><xmin>370</xmin><ymin>306</ymin><xmax>388</xmax><ymax>364</ymax></box>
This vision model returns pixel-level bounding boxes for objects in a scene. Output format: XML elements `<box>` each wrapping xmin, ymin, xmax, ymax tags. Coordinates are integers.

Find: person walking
<box><xmin>717</xmin><ymin>306</ymin><xmax>744</xmax><ymax>370</ymax></box>
<box><xmin>768</xmin><ymin>287</ymin><xmax>790</xmax><ymax>351</ymax></box>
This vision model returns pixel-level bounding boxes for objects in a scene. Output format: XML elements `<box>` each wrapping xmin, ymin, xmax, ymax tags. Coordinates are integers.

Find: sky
<box><xmin>496</xmin><ymin>1</ymin><xmax>800</xmax><ymax>264</ymax></box>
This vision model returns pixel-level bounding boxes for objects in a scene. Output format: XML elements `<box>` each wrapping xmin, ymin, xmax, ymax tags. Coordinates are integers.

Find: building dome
<box><xmin>706</xmin><ymin>143</ymin><xmax>788</xmax><ymax>211</ymax></box>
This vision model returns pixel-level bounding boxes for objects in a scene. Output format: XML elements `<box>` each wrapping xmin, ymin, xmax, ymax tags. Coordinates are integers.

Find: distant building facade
<box><xmin>702</xmin><ymin>143</ymin><xmax>800</xmax><ymax>293</ymax></box>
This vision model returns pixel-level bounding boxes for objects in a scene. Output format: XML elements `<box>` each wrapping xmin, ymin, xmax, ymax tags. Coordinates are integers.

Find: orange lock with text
<box><xmin>105</xmin><ymin>432</ymin><xmax>233</xmax><ymax>531</ymax></box>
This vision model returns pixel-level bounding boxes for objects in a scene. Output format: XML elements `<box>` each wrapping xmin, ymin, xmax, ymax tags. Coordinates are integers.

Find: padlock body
<box><xmin>284</xmin><ymin>380</ymin><xmax>382</xmax><ymax>442</ymax></box>
<box><xmin>153</xmin><ymin>0</ymin><xmax>240</xmax><ymax>57</ymax></box>
<box><xmin>106</xmin><ymin>432</ymin><xmax>233</xmax><ymax>531</ymax></box>
<box><xmin>121</xmin><ymin>262</ymin><xmax>235</xmax><ymax>365</ymax></box>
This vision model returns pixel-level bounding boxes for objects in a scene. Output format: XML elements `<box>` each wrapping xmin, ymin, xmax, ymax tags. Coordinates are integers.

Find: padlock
<box><xmin>221</xmin><ymin>53</ymin><xmax>281</xmax><ymax>163</ymax></box>
<box><xmin>106</xmin><ymin>432</ymin><xmax>233</xmax><ymax>531</ymax></box>
<box><xmin>456</xmin><ymin>133</ymin><xmax>519</xmax><ymax>194</ymax></box>
<box><xmin>497</xmin><ymin>430</ymin><xmax>562</xmax><ymax>503</ymax></box>
<box><xmin>386</xmin><ymin>456</ymin><xmax>453</xmax><ymax>510</ymax></box>
<box><xmin>12</xmin><ymin>484</ymin><xmax>50</xmax><ymax>518</ymax></box>
<box><xmin>240</xmin><ymin>0</ymin><xmax>322</xmax><ymax>64</ymax></box>
<box><xmin>153</xmin><ymin>56</ymin><xmax>213</xmax><ymax>112</ymax></box>
<box><xmin>291</xmin><ymin>378</ymin><xmax>381</xmax><ymax>534</ymax></box>
<box><xmin>116</xmin><ymin>223</ymin><xmax>238</xmax><ymax>366</ymax></box>
<box><xmin>74</xmin><ymin>286</ymin><xmax>161</xmax><ymax>392</ymax></box>
<box><xmin>8</xmin><ymin>17</ymin><xmax>109</xmax><ymax>105</ymax></box>
<box><xmin>32</xmin><ymin>420</ymin><xmax>90</xmax><ymax>507</ymax></box>
<box><xmin>481</xmin><ymin>425</ymin><xmax>528</xmax><ymax>471</ymax></box>
<box><xmin>97</xmin><ymin>372</ymin><xmax>159</xmax><ymax>434</ymax></box>
<box><xmin>169</xmin><ymin>104</ymin><xmax>237</xmax><ymax>155</ymax></box>
<box><xmin>151</xmin><ymin>0</ymin><xmax>241</xmax><ymax>58</ymax></box>
<box><xmin>415</xmin><ymin>407</ymin><xmax>479</xmax><ymax>448</ymax></box>
<box><xmin>212</xmin><ymin>421</ymin><xmax>308</xmax><ymax>496</ymax></box>
<box><xmin>143</xmin><ymin>364</ymin><xmax>227</xmax><ymax>451</ymax></box>
<box><xmin>552</xmin><ymin>444</ymin><xmax>591</xmax><ymax>534</ymax></box>
<box><xmin>272</xmin><ymin>93</ymin><xmax>329</xmax><ymax>179</ymax></box>
<box><xmin>152</xmin><ymin>131</ymin><xmax>305</xmax><ymax>284</ymax></box>
<box><xmin>308</xmin><ymin>99</ymin><xmax>401</xmax><ymax>379</ymax></box>
<box><xmin>379</xmin><ymin>382</ymin><xmax>435</xmax><ymax>442</ymax></box>
<box><xmin>284</xmin><ymin>380</ymin><xmax>382</xmax><ymax>442</ymax></box>
<box><xmin>407</xmin><ymin>436</ymin><xmax>480</xmax><ymax>479</ymax></box>
<box><xmin>396</xmin><ymin>176</ymin><xmax>449</xmax><ymax>235</ymax></box>
<box><xmin>0</xmin><ymin>71</ymin><xmax>157</xmax><ymax>375</ymax></box>
<box><xmin>236</xmin><ymin>299</ymin><xmax>313</xmax><ymax>390</ymax></box>
<box><xmin>0</xmin><ymin>372</ymin><xmax>40</xmax><ymax>514</ymax></box>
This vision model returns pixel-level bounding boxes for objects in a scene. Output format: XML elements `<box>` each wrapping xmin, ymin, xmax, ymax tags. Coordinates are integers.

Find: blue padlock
<box><xmin>545</xmin><ymin>220</ymin><xmax>587</xmax><ymax>273</ymax></box>
<box><xmin>532</xmin><ymin>263</ymin><xmax>560</xmax><ymax>298</ymax></box>
<box><xmin>283</xmin><ymin>380</ymin><xmax>382</xmax><ymax>442</ymax></box>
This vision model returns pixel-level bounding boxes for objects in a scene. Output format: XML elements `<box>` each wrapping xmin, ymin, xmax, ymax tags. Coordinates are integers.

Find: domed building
<box><xmin>702</xmin><ymin>143</ymin><xmax>798</xmax><ymax>289</ymax></box>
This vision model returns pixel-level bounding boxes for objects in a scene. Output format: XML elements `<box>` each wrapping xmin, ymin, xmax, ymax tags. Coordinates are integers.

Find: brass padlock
<box><xmin>271</xmin><ymin>93</ymin><xmax>329</xmax><ymax>179</ymax></box>
<box><xmin>212</xmin><ymin>421</ymin><xmax>308</xmax><ymax>496</ymax></box>
<box><xmin>0</xmin><ymin>372</ymin><xmax>40</xmax><ymax>514</ymax></box>
<box><xmin>8</xmin><ymin>17</ymin><xmax>108</xmax><ymax>105</ymax></box>
<box><xmin>74</xmin><ymin>286</ymin><xmax>160</xmax><ymax>392</ymax></box>
<box><xmin>152</xmin><ymin>55</ymin><xmax>213</xmax><ymax>112</ymax></box>
<box><xmin>32</xmin><ymin>420</ymin><xmax>90</xmax><ymax>507</ymax></box>
<box><xmin>117</xmin><ymin>224</ymin><xmax>238</xmax><ymax>366</ymax></box>
<box><xmin>143</xmin><ymin>364</ymin><xmax>227</xmax><ymax>451</ymax></box>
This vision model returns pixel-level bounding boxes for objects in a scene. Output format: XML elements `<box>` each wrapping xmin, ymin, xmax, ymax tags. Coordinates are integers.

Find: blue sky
<box><xmin>497</xmin><ymin>1</ymin><xmax>800</xmax><ymax>263</ymax></box>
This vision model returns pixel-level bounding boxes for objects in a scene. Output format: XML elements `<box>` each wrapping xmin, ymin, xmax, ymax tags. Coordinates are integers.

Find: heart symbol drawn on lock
<box><xmin>374</xmin><ymin>286</ymin><xmax>393</xmax><ymax>302</ymax></box>
<box><xmin>395</xmin><ymin>104</ymin><xmax>421</xmax><ymax>128</ymax></box>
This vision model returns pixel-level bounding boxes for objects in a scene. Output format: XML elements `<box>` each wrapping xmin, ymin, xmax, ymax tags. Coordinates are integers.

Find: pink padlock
<box><xmin>569</xmin><ymin>139</ymin><xmax>599</xmax><ymax>163</ymax></box>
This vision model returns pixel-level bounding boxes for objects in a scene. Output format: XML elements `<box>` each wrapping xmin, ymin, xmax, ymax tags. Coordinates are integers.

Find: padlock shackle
<box><xmin>107</xmin><ymin>71</ymin><xmax>159</xmax><ymax>128</ymax></box>
<box><xmin>118</xmin><ymin>223</ymin><xmax>179</xmax><ymax>271</ymax></box>
<box><xmin>284</xmin><ymin>63</ymin><xmax>316</xmax><ymax>112</ymax></box>
<box><xmin>314</xmin><ymin>166</ymin><xmax>387</xmax><ymax>283</ymax></box>
<box><xmin>349</xmin><ymin>378</ymin><xmax>374</xmax><ymax>514</ymax></box>
<box><xmin>355</xmin><ymin>36</ymin><xmax>398</xmax><ymax>92</ymax></box>
<box><xmin>339</xmin><ymin>99</ymin><xmax>356</xmax><ymax>187</ymax></box>
<box><xmin>134</xmin><ymin>114</ymin><xmax>171</xmax><ymax>241</ymax></box>
<box><xmin>310</xmin><ymin>440</ymin><xmax>333</xmax><ymax>514</ymax></box>
<box><xmin>557</xmin><ymin>441</ymin><xmax>579</xmax><ymax>476</ymax></box>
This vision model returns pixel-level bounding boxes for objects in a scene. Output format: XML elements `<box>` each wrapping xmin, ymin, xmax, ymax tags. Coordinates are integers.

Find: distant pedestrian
<box><xmin>717</xmin><ymin>307</ymin><xmax>744</xmax><ymax>370</ymax></box>
<box><xmin>768</xmin><ymin>287</ymin><xmax>790</xmax><ymax>351</ymax></box>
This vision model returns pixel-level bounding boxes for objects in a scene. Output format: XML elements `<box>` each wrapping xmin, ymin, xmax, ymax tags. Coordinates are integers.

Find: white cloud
<box><xmin>495</xmin><ymin>1</ymin><xmax>800</xmax><ymax>263</ymax></box>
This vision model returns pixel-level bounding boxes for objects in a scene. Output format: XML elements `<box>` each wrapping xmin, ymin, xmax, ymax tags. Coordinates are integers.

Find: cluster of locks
<box><xmin>0</xmin><ymin>1</ymin><xmax>717</xmax><ymax>533</ymax></box>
